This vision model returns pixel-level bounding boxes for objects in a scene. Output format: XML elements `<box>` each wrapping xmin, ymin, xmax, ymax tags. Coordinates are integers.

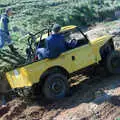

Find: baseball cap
<box><xmin>52</xmin><ymin>24</ymin><xmax>61</xmax><ymax>33</ymax></box>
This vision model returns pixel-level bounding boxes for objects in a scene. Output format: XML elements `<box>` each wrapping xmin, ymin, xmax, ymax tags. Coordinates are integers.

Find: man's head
<box><xmin>52</xmin><ymin>24</ymin><xmax>61</xmax><ymax>34</ymax></box>
<box><xmin>5</xmin><ymin>8</ymin><xmax>13</xmax><ymax>16</ymax></box>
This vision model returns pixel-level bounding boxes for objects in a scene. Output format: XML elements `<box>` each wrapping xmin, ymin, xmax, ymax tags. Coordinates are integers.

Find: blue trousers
<box><xmin>0</xmin><ymin>31</ymin><xmax>12</xmax><ymax>48</ymax></box>
<box><xmin>36</xmin><ymin>48</ymin><xmax>47</xmax><ymax>60</ymax></box>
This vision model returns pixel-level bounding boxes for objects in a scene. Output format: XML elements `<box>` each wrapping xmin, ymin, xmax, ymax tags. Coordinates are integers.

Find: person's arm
<box><xmin>45</xmin><ymin>37</ymin><xmax>53</xmax><ymax>51</ymax></box>
<box><xmin>65</xmin><ymin>39</ymin><xmax>77</xmax><ymax>49</ymax></box>
<box><xmin>3</xmin><ymin>17</ymin><xmax>9</xmax><ymax>35</ymax></box>
<box><xmin>45</xmin><ymin>38</ymin><xmax>49</xmax><ymax>49</ymax></box>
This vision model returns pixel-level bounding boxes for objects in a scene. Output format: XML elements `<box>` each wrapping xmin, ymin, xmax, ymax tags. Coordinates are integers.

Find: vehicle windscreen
<box><xmin>36</xmin><ymin>27</ymin><xmax>88</xmax><ymax>49</ymax></box>
<box><xmin>62</xmin><ymin>28</ymin><xmax>86</xmax><ymax>42</ymax></box>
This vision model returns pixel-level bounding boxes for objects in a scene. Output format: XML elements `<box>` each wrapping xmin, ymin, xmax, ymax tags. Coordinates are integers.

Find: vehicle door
<box><xmin>64</xmin><ymin>28</ymin><xmax>96</xmax><ymax>72</ymax></box>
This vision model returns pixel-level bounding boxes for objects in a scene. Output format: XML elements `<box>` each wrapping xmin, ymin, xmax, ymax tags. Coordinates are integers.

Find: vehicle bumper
<box><xmin>13</xmin><ymin>86</ymin><xmax>33</xmax><ymax>97</ymax></box>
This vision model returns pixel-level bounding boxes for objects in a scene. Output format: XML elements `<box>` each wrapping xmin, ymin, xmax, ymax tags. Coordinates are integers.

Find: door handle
<box><xmin>72</xmin><ymin>56</ymin><xmax>75</xmax><ymax>61</ymax></box>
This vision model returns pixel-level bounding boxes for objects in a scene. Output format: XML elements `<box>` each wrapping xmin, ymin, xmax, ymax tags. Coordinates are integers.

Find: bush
<box><xmin>1</xmin><ymin>0</ymin><xmax>120</xmax><ymax>42</ymax></box>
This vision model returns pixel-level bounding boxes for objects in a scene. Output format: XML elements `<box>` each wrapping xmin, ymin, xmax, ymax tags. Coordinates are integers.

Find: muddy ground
<box><xmin>1</xmin><ymin>20</ymin><xmax>120</xmax><ymax>120</ymax></box>
<box><xmin>0</xmin><ymin>65</ymin><xmax>120</xmax><ymax>120</ymax></box>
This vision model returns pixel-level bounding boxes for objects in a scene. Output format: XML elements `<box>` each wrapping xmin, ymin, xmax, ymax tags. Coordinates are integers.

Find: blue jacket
<box><xmin>0</xmin><ymin>14</ymin><xmax>9</xmax><ymax>35</ymax></box>
<box><xmin>45</xmin><ymin>34</ymin><xmax>67</xmax><ymax>58</ymax></box>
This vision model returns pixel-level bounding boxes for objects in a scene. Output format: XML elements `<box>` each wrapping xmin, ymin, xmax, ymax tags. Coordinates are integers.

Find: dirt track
<box><xmin>1</xmin><ymin>20</ymin><xmax>120</xmax><ymax>120</ymax></box>
<box><xmin>0</xmin><ymin>65</ymin><xmax>120</xmax><ymax>120</ymax></box>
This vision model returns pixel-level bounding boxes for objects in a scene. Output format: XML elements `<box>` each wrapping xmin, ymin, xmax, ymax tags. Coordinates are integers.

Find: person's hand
<box><xmin>12</xmin><ymin>26</ymin><xmax>19</xmax><ymax>32</ymax></box>
<box><xmin>8</xmin><ymin>35</ymin><xmax>11</xmax><ymax>39</ymax></box>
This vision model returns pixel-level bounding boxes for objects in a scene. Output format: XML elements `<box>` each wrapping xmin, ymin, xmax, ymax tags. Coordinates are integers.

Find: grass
<box><xmin>0</xmin><ymin>0</ymin><xmax>120</xmax><ymax>72</ymax></box>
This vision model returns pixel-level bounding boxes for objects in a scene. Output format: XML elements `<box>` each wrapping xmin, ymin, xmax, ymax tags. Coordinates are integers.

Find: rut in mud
<box><xmin>0</xmin><ymin>65</ymin><xmax>120</xmax><ymax>120</ymax></box>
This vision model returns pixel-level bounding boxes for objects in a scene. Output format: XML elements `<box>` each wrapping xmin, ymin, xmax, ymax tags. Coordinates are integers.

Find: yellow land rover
<box><xmin>6</xmin><ymin>25</ymin><xmax>120</xmax><ymax>100</ymax></box>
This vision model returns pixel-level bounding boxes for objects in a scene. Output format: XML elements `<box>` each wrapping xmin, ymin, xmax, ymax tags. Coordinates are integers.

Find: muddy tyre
<box><xmin>42</xmin><ymin>73</ymin><xmax>69</xmax><ymax>100</ymax></box>
<box><xmin>106</xmin><ymin>51</ymin><xmax>120</xmax><ymax>74</ymax></box>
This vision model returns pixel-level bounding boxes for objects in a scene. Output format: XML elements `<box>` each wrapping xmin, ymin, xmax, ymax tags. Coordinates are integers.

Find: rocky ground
<box><xmin>1</xmin><ymin>20</ymin><xmax>120</xmax><ymax>120</ymax></box>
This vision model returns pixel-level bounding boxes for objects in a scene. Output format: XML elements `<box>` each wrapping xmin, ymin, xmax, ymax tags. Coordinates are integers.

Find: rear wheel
<box><xmin>106</xmin><ymin>51</ymin><xmax>120</xmax><ymax>74</ymax></box>
<box><xmin>42</xmin><ymin>73</ymin><xmax>69</xmax><ymax>100</ymax></box>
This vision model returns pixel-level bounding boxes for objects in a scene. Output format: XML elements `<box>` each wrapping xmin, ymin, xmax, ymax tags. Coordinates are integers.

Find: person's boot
<box><xmin>8</xmin><ymin>44</ymin><xmax>18</xmax><ymax>52</ymax></box>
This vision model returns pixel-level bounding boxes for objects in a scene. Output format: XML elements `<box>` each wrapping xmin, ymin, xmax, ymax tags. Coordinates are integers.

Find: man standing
<box><xmin>0</xmin><ymin>8</ymin><xmax>17</xmax><ymax>52</ymax></box>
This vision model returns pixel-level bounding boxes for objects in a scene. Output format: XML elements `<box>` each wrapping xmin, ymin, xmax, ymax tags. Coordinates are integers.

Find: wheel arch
<box><xmin>39</xmin><ymin>66</ymin><xmax>69</xmax><ymax>88</ymax></box>
<box><xmin>99</xmin><ymin>38</ymin><xmax>114</xmax><ymax>61</ymax></box>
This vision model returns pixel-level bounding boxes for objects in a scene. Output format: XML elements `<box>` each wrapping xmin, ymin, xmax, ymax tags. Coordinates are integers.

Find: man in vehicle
<box><xmin>0</xmin><ymin>8</ymin><xmax>17</xmax><ymax>52</ymax></box>
<box><xmin>36</xmin><ymin>24</ymin><xmax>67</xmax><ymax>59</ymax></box>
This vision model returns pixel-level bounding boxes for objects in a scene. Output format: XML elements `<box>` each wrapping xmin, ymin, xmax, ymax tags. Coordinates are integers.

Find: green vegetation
<box><xmin>0</xmin><ymin>0</ymin><xmax>120</xmax><ymax>38</ymax></box>
<box><xmin>0</xmin><ymin>0</ymin><xmax>120</xmax><ymax>72</ymax></box>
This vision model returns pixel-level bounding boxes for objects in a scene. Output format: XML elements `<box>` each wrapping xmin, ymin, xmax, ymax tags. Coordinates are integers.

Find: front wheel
<box><xmin>106</xmin><ymin>51</ymin><xmax>120</xmax><ymax>74</ymax></box>
<box><xmin>42</xmin><ymin>73</ymin><xmax>69</xmax><ymax>100</ymax></box>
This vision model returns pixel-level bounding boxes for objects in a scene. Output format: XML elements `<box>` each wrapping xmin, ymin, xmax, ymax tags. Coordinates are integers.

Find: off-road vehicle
<box><xmin>6</xmin><ymin>25</ymin><xmax>120</xmax><ymax>100</ymax></box>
